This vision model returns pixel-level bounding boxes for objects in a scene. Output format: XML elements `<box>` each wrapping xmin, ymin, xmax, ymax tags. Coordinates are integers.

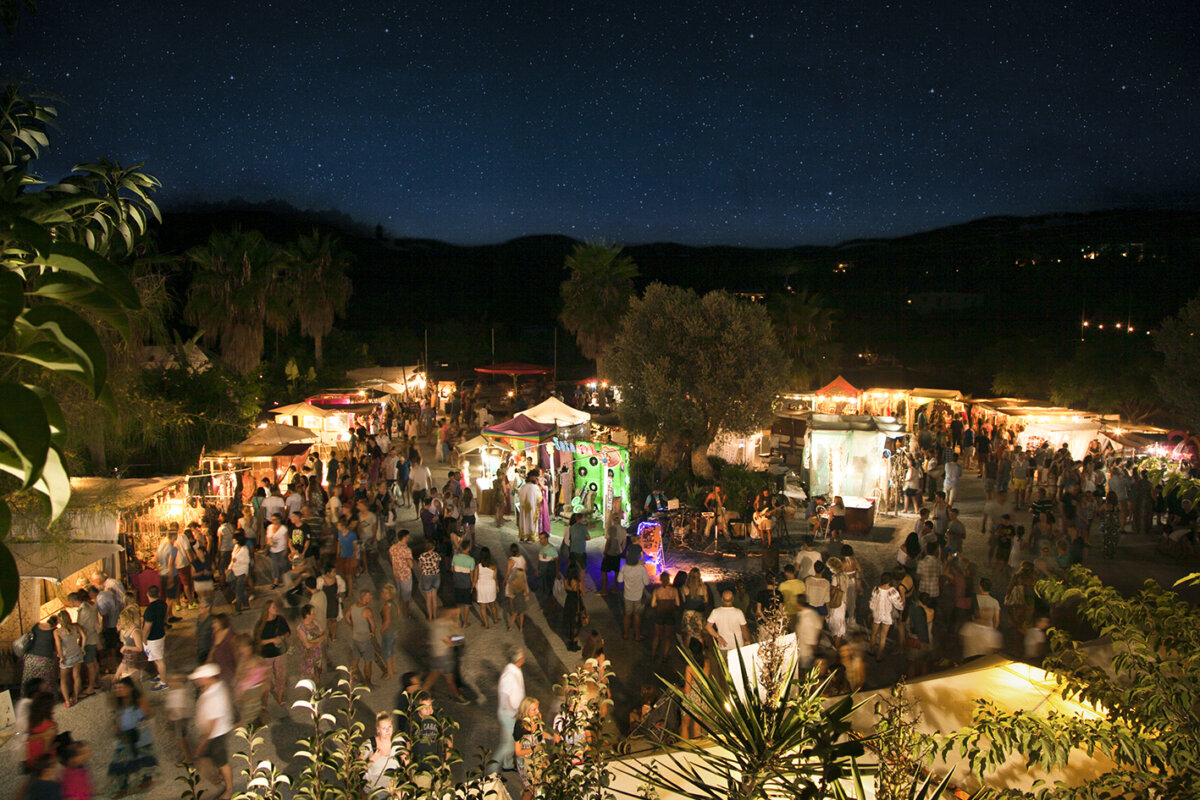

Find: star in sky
<box><xmin>5</xmin><ymin>0</ymin><xmax>1199</xmax><ymax>246</ymax></box>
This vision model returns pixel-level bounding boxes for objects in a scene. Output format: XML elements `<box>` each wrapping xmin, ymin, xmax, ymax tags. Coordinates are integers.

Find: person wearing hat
<box><xmin>191</xmin><ymin>663</ymin><xmax>234</xmax><ymax>799</ymax></box>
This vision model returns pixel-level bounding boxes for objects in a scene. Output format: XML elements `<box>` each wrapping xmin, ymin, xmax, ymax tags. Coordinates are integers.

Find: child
<box><xmin>164</xmin><ymin>674</ymin><xmax>193</xmax><ymax>764</ymax></box>
<box><xmin>60</xmin><ymin>741</ymin><xmax>94</xmax><ymax>800</ymax></box>
<box><xmin>24</xmin><ymin>753</ymin><xmax>61</xmax><ymax>800</ymax></box>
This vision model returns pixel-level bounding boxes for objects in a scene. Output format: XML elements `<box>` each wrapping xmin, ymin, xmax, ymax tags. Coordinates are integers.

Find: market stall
<box><xmin>195</xmin><ymin>422</ymin><xmax>317</xmax><ymax>508</ymax></box>
<box><xmin>803</xmin><ymin>415</ymin><xmax>904</xmax><ymax>533</ymax></box>
<box><xmin>1</xmin><ymin>477</ymin><xmax>195</xmax><ymax>651</ymax></box>
<box><xmin>268</xmin><ymin>401</ymin><xmax>340</xmax><ymax>447</ymax></box>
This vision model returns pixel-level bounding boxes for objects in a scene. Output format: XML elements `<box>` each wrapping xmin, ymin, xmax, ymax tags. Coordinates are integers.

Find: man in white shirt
<box><xmin>617</xmin><ymin>550</ymin><xmax>651</xmax><ymax>641</ymax></box>
<box><xmin>975</xmin><ymin>578</ymin><xmax>1001</xmax><ymax>628</ymax></box>
<box><xmin>796</xmin><ymin>602</ymin><xmax>824</xmax><ymax>669</ymax></box>
<box><xmin>261</xmin><ymin>487</ymin><xmax>286</xmax><ymax>522</ymax></box>
<box><xmin>793</xmin><ymin>537</ymin><xmax>819</xmax><ymax>580</ymax></box>
<box><xmin>705</xmin><ymin>590</ymin><xmax>749</xmax><ymax>652</ymax></box>
<box><xmin>493</xmin><ymin>646</ymin><xmax>526</xmax><ymax>774</ymax></box>
<box><xmin>191</xmin><ymin>663</ymin><xmax>234</xmax><ymax>798</ymax></box>
<box><xmin>942</xmin><ymin>454</ymin><xmax>963</xmax><ymax>505</ymax></box>
<box><xmin>409</xmin><ymin>458</ymin><xmax>433</xmax><ymax>508</ymax></box>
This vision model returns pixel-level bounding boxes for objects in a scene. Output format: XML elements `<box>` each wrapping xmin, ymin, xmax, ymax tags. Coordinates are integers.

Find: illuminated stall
<box><xmin>1</xmin><ymin>477</ymin><xmax>197</xmax><ymax>650</ymax></box>
<box><xmin>196</xmin><ymin>422</ymin><xmax>317</xmax><ymax>508</ymax></box>
<box><xmin>553</xmin><ymin>439</ymin><xmax>631</xmax><ymax>526</ymax></box>
<box><xmin>268</xmin><ymin>401</ymin><xmax>339</xmax><ymax>447</ymax></box>
<box><xmin>804</xmin><ymin>415</ymin><xmax>905</xmax><ymax>536</ymax></box>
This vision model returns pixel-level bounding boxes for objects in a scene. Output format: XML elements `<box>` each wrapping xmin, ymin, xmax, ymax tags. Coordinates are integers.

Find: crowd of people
<box><xmin>11</xmin><ymin>393</ymin><xmax>1198</xmax><ymax>800</ymax></box>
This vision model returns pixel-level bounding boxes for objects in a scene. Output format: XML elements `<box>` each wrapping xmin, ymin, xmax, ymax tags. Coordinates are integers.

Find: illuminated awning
<box><xmin>9</xmin><ymin>541</ymin><xmax>122</xmax><ymax>583</ymax></box>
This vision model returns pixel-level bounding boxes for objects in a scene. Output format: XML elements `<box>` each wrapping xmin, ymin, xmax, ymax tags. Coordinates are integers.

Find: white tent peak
<box><xmin>516</xmin><ymin>397</ymin><xmax>591</xmax><ymax>427</ymax></box>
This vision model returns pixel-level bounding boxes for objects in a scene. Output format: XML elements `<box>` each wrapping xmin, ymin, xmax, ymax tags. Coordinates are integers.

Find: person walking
<box><xmin>417</xmin><ymin>540</ymin><xmax>442</xmax><ymax>622</ymax></box>
<box><xmin>492</xmin><ymin>646</ymin><xmax>526</xmax><ymax>774</ymax></box>
<box><xmin>649</xmin><ymin>572</ymin><xmax>679</xmax><ymax>661</ymax></box>
<box><xmin>296</xmin><ymin>604</ymin><xmax>326</xmax><ymax>683</ymax></box>
<box><xmin>254</xmin><ymin>600</ymin><xmax>291</xmax><ymax>708</ymax></box>
<box><xmin>75</xmin><ymin>590</ymin><xmax>102</xmax><ymax>698</ymax></box>
<box><xmin>191</xmin><ymin>663</ymin><xmax>234</xmax><ymax>800</ymax></box>
<box><xmin>106</xmin><ymin>677</ymin><xmax>157</xmax><ymax>796</ymax></box>
<box><xmin>388</xmin><ymin>529</ymin><xmax>415</xmax><ymax>620</ymax></box>
<box><xmin>618</xmin><ymin>549</ymin><xmax>650</xmax><ymax>641</ymax></box>
<box><xmin>142</xmin><ymin>585</ymin><xmax>169</xmax><ymax>691</ymax></box>
<box><xmin>347</xmin><ymin>590</ymin><xmax>379</xmax><ymax>687</ymax></box>
<box><xmin>378</xmin><ymin>583</ymin><xmax>402</xmax><ymax>680</ymax></box>
<box><xmin>475</xmin><ymin>547</ymin><xmax>500</xmax><ymax>627</ymax></box>
<box><xmin>54</xmin><ymin>610</ymin><xmax>85</xmax><ymax>707</ymax></box>
<box><xmin>229</xmin><ymin>533</ymin><xmax>251</xmax><ymax>613</ymax></box>
<box><xmin>562</xmin><ymin>562</ymin><xmax>586</xmax><ymax>652</ymax></box>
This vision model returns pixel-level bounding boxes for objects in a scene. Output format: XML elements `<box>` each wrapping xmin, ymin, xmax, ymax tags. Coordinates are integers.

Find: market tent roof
<box><xmin>474</xmin><ymin>362</ymin><xmax>550</xmax><ymax>376</ymax></box>
<box><xmin>517</xmin><ymin>397</ymin><xmax>591</xmax><ymax>426</ymax></box>
<box><xmin>66</xmin><ymin>476</ymin><xmax>186</xmax><ymax>510</ymax></box>
<box><xmin>241</xmin><ymin>423</ymin><xmax>319</xmax><ymax>446</ymax></box>
<box><xmin>812</xmin><ymin>374</ymin><xmax>861</xmax><ymax>397</ymax></box>
<box><xmin>9</xmin><ymin>541</ymin><xmax>122</xmax><ymax>582</ymax></box>
<box><xmin>482</xmin><ymin>415</ymin><xmax>556</xmax><ymax>447</ymax></box>
<box><xmin>268</xmin><ymin>402</ymin><xmax>333</xmax><ymax>418</ymax></box>
<box><xmin>455</xmin><ymin>435</ymin><xmax>492</xmax><ymax>455</ymax></box>
<box><xmin>308</xmin><ymin>401</ymin><xmax>378</xmax><ymax>414</ymax></box>
<box><xmin>910</xmin><ymin>387</ymin><xmax>964</xmax><ymax>401</ymax></box>
<box><xmin>209</xmin><ymin>443</ymin><xmax>312</xmax><ymax>459</ymax></box>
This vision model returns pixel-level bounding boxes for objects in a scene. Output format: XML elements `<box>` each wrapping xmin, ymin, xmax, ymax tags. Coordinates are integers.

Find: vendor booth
<box><xmin>804</xmin><ymin>415</ymin><xmax>905</xmax><ymax>535</ymax></box>
<box><xmin>1</xmin><ymin>477</ymin><xmax>195</xmax><ymax>653</ymax></box>
<box><xmin>268</xmin><ymin>401</ymin><xmax>342</xmax><ymax>447</ymax></box>
<box><xmin>195</xmin><ymin>423</ymin><xmax>317</xmax><ymax>509</ymax></box>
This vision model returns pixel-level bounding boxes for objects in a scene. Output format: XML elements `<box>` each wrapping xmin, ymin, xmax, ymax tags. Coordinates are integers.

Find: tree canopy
<box><xmin>559</xmin><ymin>241</ymin><xmax>639</xmax><ymax>377</ymax></box>
<box><xmin>606</xmin><ymin>283</ymin><xmax>785</xmax><ymax>476</ymax></box>
<box><xmin>1154</xmin><ymin>293</ymin><xmax>1200</xmax><ymax>431</ymax></box>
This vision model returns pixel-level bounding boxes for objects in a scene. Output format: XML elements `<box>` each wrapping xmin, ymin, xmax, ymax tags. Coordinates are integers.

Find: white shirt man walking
<box><xmin>492</xmin><ymin>645</ymin><xmax>526</xmax><ymax>773</ymax></box>
<box><xmin>191</xmin><ymin>663</ymin><xmax>234</xmax><ymax>799</ymax></box>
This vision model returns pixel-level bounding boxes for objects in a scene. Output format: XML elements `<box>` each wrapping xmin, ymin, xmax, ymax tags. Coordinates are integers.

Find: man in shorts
<box><xmin>347</xmin><ymin>590</ymin><xmax>378</xmax><ymax>687</ymax></box>
<box><xmin>142</xmin><ymin>585</ymin><xmax>169</xmax><ymax>690</ymax></box>
<box><xmin>600</xmin><ymin>514</ymin><xmax>625</xmax><ymax>595</ymax></box>
<box><xmin>191</xmin><ymin>663</ymin><xmax>234</xmax><ymax>799</ymax></box>
<box><xmin>617</xmin><ymin>549</ymin><xmax>650</xmax><ymax>640</ymax></box>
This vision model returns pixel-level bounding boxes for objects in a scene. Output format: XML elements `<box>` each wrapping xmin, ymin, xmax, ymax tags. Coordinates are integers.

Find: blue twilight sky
<box><xmin>4</xmin><ymin>0</ymin><xmax>1199</xmax><ymax>246</ymax></box>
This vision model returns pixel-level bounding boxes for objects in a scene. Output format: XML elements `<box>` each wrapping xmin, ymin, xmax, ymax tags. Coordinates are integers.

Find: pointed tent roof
<box><xmin>268</xmin><ymin>402</ymin><xmax>333</xmax><ymax>418</ymax></box>
<box><xmin>517</xmin><ymin>397</ymin><xmax>591</xmax><ymax>427</ymax></box>
<box><xmin>241</xmin><ymin>422</ymin><xmax>319</xmax><ymax>446</ymax></box>
<box><xmin>482</xmin><ymin>414</ymin><xmax>556</xmax><ymax>449</ymax></box>
<box><xmin>813</xmin><ymin>375</ymin><xmax>861</xmax><ymax>397</ymax></box>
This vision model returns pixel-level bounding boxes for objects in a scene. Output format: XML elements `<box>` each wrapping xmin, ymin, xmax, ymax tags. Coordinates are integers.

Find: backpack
<box><xmin>829</xmin><ymin>583</ymin><xmax>844</xmax><ymax>610</ymax></box>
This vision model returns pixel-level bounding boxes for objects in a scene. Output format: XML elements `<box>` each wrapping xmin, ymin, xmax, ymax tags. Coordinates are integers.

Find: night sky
<box><xmin>5</xmin><ymin>1</ymin><xmax>1199</xmax><ymax>246</ymax></box>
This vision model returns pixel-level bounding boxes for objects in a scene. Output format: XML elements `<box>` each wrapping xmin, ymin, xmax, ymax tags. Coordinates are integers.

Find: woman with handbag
<box><xmin>20</xmin><ymin>616</ymin><xmax>59</xmax><ymax>698</ymax></box>
<box><xmin>254</xmin><ymin>600</ymin><xmax>291</xmax><ymax>708</ymax></box>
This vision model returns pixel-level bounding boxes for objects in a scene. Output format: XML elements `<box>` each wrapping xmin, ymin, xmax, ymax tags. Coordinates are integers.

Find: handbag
<box><xmin>12</xmin><ymin>628</ymin><xmax>34</xmax><ymax>659</ymax></box>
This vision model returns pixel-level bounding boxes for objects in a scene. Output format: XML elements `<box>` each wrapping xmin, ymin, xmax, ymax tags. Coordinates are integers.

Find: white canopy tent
<box><xmin>517</xmin><ymin>396</ymin><xmax>591</xmax><ymax>428</ymax></box>
<box><xmin>1016</xmin><ymin>420</ymin><xmax>1102</xmax><ymax>460</ymax></box>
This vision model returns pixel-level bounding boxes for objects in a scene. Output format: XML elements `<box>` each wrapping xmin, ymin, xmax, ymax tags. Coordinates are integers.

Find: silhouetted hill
<box><xmin>156</xmin><ymin>201</ymin><xmax>1200</xmax><ymax>386</ymax></box>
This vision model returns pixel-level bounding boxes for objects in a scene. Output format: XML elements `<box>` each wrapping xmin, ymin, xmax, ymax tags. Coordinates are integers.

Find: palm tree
<box><xmin>287</xmin><ymin>228</ymin><xmax>352</xmax><ymax>366</ymax></box>
<box><xmin>184</xmin><ymin>227</ymin><xmax>287</xmax><ymax>376</ymax></box>
<box><xmin>767</xmin><ymin>290</ymin><xmax>840</xmax><ymax>389</ymax></box>
<box><xmin>559</xmin><ymin>242</ymin><xmax>639</xmax><ymax>378</ymax></box>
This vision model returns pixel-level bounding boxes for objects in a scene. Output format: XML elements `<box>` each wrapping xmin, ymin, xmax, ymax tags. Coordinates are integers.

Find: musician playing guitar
<box><xmin>752</xmin><ymin>488</ymin><xmax>777</xmax><ymax>547</ymax></box>
<box><xmin>704</xmin><ymin>483</ymin><xmax>728</xmax><ymax>541</ymax></box>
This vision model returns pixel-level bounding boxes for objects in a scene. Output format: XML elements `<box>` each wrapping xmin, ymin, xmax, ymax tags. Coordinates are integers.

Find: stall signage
<box><xmin>552</xmin><ymin>438</ymin><xmax>627</xmax><ymax>468</ymax></box>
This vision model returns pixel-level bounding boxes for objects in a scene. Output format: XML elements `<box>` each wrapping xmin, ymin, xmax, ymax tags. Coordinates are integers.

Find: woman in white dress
<box><xmin>824</xmin><ymin>557</ymin><xmax>849</xmax><ymax>645</ymax></box>
<box><xmin>475</xmin><ymin>547</ymin><xmax>500</xmax><ymax>627</ymax></box>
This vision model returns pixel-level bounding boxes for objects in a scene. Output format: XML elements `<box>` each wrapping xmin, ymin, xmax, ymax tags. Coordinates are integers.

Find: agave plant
<box><xmin>620</xmin><ymin>635</ymin><xmax>866</xmax><ymax>800</ymax></box>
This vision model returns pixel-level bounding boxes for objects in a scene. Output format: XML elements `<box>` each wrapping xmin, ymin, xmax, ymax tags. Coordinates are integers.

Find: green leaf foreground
<box><xmin>0</xmin><ymin>83</ymin><xmax>160</xmax><ymax>623</ymax></box>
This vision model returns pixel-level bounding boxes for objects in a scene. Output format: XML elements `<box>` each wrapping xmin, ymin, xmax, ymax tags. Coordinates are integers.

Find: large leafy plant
<box><xmin>0</xmin><ymin>85</ymin><xmax>159</xmax><ymax>621</ymax></box>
